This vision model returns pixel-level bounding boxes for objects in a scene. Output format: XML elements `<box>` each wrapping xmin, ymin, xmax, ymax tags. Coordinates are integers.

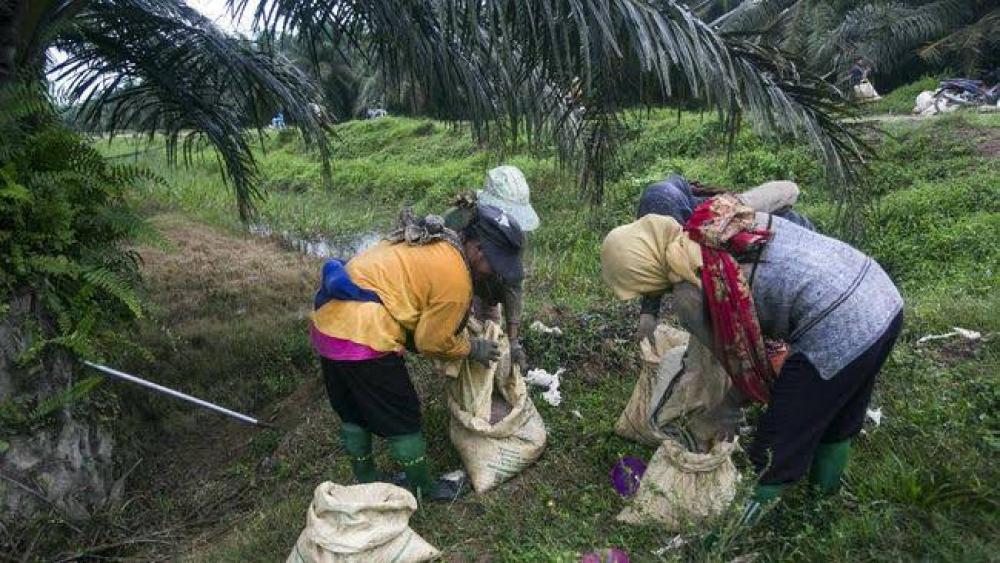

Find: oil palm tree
<box><xmin>237</xmin><ymin>0</ymin><xmax>866</xmax><ymax>206</ymax></box>
<box><xmin>1</xmin><ymin>0</ymin><xmax>331</xmax><ymax>221</ymax></box>
<box><xmin>707</xmin><ymin>0</ymin><xmax>998</xmax><ymax>80</ymax></box>
<box><xmin>4</xmin><ymin>0</ymin><xmax>868</xmax><ymax>216</ymax></box>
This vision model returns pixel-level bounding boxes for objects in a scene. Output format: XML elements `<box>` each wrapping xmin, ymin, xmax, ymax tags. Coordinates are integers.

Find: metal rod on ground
<box><xmin>82</xmin><ymin>361</ymin><xmax>274</xmax><ymax>428</ymax></box>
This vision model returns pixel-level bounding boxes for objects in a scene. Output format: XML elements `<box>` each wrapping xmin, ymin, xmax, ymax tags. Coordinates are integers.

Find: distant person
<box><xmin>444</xmin><ymin>165</ymin><xmax>540</xmax><ymax>372</ymax></box>
<box><xmin>601</xmin><ymin>194</ymin><xmax>903</xmax><ymax>525</ymax></box>
<box><xmin>847</xmin><ymin>57</ymin><xmax>869</xmax><ymax>87</ymax></box>
<box><xmin>848</xmin><ymin>57</ymin><xmax>881</xmax><ymax>101</ymax></box>
<box><xmin>310</xmin><ymin>205</ymin><xmax>524</xmax><ymax>502</ymax></box>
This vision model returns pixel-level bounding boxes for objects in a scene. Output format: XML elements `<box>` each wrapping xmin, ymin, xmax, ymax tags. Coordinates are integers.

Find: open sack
<box><xmin>615</xmin><ymin>323</ymin><xmax>732</xmax><ymax>451</ymax></box>
<box><xmin>617</xmin><ymin>438</ymin><xmax>739</xmax><ymax>530</ymax></box>
<box><xmin>287</xmin><ymin>482</ymin><xmax>439</xmax><ymax>563</ymax></box>
<box><xmin>441</xmin><ymin>319</ymin><xmax>547</xmax><ymax>493</ymax></box>
<box><xmin>615</xmin><ymin>322</ymin><xmax>740</xmax><ymax>529</ymax></box>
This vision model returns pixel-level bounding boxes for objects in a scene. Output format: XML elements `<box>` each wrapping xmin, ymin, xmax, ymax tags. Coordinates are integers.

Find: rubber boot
<box><xmin>810</xmin><ymin>439</ymin><xmax>851</xmax><ymax>495</ymax></box>
<box><xmin>387</xmin><ymin>432</ymin><xmax>434</xmax><ymax>500</ymax></box>
<box><xmin>703</xmin><ymin>483</ymin><xmax>783</xmax><ymax>549</ymax></box>
<box><xmin>341</xmin><ymin>423</ymin><xmax>378</xmax><ymax>483</ymax></box>
<box><xmin>740</xmin><ymin>483</ymin><xmax>783</xmax><ymax>526</ymax></box>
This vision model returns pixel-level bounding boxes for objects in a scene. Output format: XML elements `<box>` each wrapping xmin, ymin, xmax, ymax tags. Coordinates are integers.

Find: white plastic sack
<box><xmin>617</xmin><ymin>439</ymin><xmax>739</xmax><ymax>530</ymax></box>
<box><xmin>853</xmin><ymin>79</ymin><xmax>881</xmax><ymax>101</ymax></box>
<box><xmin>615</xmin><ymin>323</ymin><xmax>731</xmax><ymax>451</ymax></box>
<box><xmin>913</xmin><ymin>90</ymin><xmax>936</xmax><ymax>114</ymax></box>
<box><xmin>287</xmin><ymin>482</ymin><xmax>439</xmax><ymax>563</ymax></box>
<box><xmin>445</xmin><ymin>320</ymin><xmax>547</xmax><ymax>492</ymax></box>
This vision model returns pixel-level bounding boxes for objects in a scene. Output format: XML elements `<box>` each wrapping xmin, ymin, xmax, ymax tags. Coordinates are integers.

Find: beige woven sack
<box><xmin>445</xmin><ymin>320</ymin><xmax>547</xmax><ymax>493</ymax></box>
<box><xmin>617</xmin><ymin>438</ymin><xmax>738</xmax><ymax>530</ymax></box>
<box><xmin>286</xmin><ymin>482</ymin><xmax>439</xmax><ymax>563</ymax></box>
<box><xmin>615</xmin><ymin>323</ymin><xmax>731</xmax><ymax>450</ymax></box>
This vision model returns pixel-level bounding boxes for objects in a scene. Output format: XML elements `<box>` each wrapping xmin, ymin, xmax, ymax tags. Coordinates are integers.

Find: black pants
<box><xmin>321</xmin><ymin>355</ymin><xmax>422</xmax><ymax>437</ymax></box>
<box><xmin>750</xmin><ymin>312</ymin><xmax>904</xmax><ymax>485</ymax></box>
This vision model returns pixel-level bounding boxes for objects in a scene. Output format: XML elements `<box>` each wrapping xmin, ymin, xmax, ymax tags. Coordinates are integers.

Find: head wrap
<box><xmin>600</xmin><ymin>214</ymin><xmax>703</xmax><ymax>300</ymax></box>
<box><xmin>636</xmin><ymin>174</ymin><xmax>702</xmax><ymax>223</ymax></box>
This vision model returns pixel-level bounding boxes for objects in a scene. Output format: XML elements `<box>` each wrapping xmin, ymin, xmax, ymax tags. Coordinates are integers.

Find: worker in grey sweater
<box><xmin>601</xmin><ymin>198</ymin><xmax>903</xmax><ymax>521</ymax></box>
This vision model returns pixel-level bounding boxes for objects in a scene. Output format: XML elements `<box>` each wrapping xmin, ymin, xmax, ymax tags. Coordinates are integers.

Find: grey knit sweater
<box><xmin>674</xmin><ymin>213</ymin><xmax>903</xmax><ymax>380</ymax></box>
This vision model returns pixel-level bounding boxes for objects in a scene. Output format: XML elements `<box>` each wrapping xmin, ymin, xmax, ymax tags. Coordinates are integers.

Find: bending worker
<box><xmin>635</xmin><ymin>174</ymin><xmax>814</xmax><ymax>346</ymax></box>
<box><xmin>310</xmin><ymin>205</ymin><xmax>525</xmax><ymax>502</ymax></box>
<box><xmin>601</xmin><ymin>194</ymin><xmax>903</xmax><ymax>522</ymax></box>
<box><xmin>445</xmin><ymin>165</ymin><xmax>540</xmax><ymax>372</ymax></box>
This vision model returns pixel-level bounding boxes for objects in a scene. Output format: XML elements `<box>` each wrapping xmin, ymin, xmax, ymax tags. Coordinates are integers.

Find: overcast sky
<box><xmin>187</xmin><ymin>0</ymin><xmax>260</xmax><ymax>35</ymax></box>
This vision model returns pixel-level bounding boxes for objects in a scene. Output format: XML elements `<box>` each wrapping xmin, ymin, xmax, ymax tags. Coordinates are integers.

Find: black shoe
<box><xmin>427</xmin><ymin>470</ymin><xmax>469</xmax><ymax>502</ymax></box>
<box><xmin>392</xmin><ymin>470</ymin><xmax>469</xmax><ymax>502</ymax></box>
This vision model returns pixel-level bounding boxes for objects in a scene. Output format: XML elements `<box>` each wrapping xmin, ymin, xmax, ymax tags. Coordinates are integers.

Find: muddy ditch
<box><xmin>248</xmin><ymin>223</ymin><xmax>381</xmax><ymax>260</ymax></box>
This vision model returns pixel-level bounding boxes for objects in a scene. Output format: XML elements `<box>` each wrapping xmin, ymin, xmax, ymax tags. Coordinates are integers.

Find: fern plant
<box><xmin>0</xmin><ymin>79</ymin><xmax>148</xmax><ymax>433</ymax></box>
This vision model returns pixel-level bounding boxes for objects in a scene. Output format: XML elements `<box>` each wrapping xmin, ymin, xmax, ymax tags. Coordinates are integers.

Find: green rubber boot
<box><xmin>740</xmin><ymin>483</ymin><xmax>783</xmax><ymax>526</ymax></box>
<box><xmin>341</xmin><ymin>423</ymin><xmax>378</xmax><ymax>483</ymax></box>
<box><xmin>388</xmin><ymin>432</ymin><xmax>434</xmax><ymax>500</ymax></box>
<box><xmin>810</xmin><ymin>439</ymin><xmax>851</xmax><ymax>495</ymax></box>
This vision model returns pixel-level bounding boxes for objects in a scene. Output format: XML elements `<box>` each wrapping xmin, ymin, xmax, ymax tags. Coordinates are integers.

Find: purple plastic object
<box><xmin>610</xmin><ymin>456</ymin><xmax>646</xmax><ymax>497</ymax></box>
<box><xmin>580</xmin><ymin>548</ymin><xmax>630</xmax><ymax>563</ymax></box>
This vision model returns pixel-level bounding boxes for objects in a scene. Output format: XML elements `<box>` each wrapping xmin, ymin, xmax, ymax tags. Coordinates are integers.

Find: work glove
<box><xmin>510</xmin><ymin>341</ymin><xmax>528</xmax><ymax>373</ymax></box>
<box><xmin>469</xmin><ymin>337</ymin><xmax>501</xmax><ymax>366</ymax></box>
<box><xmin>637</xmin><ymin>313</ymin><xmax>657</xmax><ymax>348</ymax></box>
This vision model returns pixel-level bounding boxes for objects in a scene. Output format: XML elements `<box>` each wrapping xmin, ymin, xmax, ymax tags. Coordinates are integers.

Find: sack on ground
<box><xmin>287</xmin><ymin>482</ymin><xmax>439</xmax><ymax>563</ymax></box>
<box><xmin>853</xmin><ymin>79</ymin><xmax>881</xmax><ymax>101</ymax></box>
<box><xmin>617</xmin><ymin>438</ymin><xmax>738</xmax><ymax>530</ymax></box>
<box><xmin>446</xmin><ymin>319</ymin><xmax>547</xmax><ymax>493</ymax></box>
<box><xmin>615</xmin><ymin>323</ymin><xmax>731</xmax><ymax>450</ymax></box>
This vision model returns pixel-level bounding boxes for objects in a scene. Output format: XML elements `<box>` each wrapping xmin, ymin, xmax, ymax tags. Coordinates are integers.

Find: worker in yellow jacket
<box><xmin>310</xmin><ymin>205</ymin><xmax>524</xmax><ymax>502</ymax></box>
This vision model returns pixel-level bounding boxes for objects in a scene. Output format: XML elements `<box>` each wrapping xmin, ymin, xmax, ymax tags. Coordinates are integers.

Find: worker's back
<box><xmin>749</xmin><ymin>214</ymin><xmax>902</xmax><ymax>379</ymax></box>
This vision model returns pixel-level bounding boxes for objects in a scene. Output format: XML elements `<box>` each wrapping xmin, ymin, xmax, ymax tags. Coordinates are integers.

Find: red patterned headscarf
<box><xmin>684</xmin><ymin>194</ymin><xmax>776</xmax><ymax>403</ymax></box>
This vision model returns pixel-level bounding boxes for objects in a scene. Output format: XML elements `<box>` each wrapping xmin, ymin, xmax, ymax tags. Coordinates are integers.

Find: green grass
<box><xmin>90</xmin><ymin>97</ymin><xmax>1000</xmax><ymax>561</ymax></box>
<box><xmin>864</xmin><ymin>75</ymin><xmax>941</xmax><ymax>115</ymax></box>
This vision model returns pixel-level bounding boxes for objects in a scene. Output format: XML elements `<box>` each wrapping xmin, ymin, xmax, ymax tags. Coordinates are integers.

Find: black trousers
<box><xmin>321</xmin><ymin>354</ymin><xmax>422</xmax><ymax>437</ymax></box>
<box><xmin>750</xmin><ymin>311</ymin><xmax>904</xmax><ymax>485</ymax></box>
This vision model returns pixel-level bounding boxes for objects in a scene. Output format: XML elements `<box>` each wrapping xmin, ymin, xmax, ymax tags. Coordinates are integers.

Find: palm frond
<box><xmin>919</xmin><ymin>8</ymin><xmax>1000</xmax><ymax>73</ymax></box>
<box><xmin>810</xmin><ymin>0</ymin><xmax>974</xmax><ymax>78</ymax></box>
<box><xmin>712</xmin><ymin>0</ymin><xmax>799</xmax><ymax>35</ymax></box>
<box><xmin>50</xmin><ymin>0</ymin><xmax>330</xmax><ymax>220</ymax></box>
<box><xmin>239</xmin><ymin>0</ymin><xmax>863</xmax><ymax>203</ymax></box>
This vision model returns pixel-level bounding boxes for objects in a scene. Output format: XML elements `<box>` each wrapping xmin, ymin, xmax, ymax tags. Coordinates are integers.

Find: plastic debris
<box><xmin>610</xmin><ymin>457</ymin><xmax>647</xmax><ymax>497</ymax></box>
<box><xmin>524</xmin><ymin>368</ymin><xmax>564</xmax><ymax>406</ymax></box>
<box><xmin>917</xmin><ymin>327</ymin><xmax>982</xmax><ymax>345</ymax></box>
<box><xmin>866</xmin><ymin>407</ymin><xmax>883</xmax><ymax>427</ymax></box>
<box><xmin>529</xmin><ymin>320</ymin><xmax>563</xmax><ymax>336</ymax></box>
<box><xmin>652</xmin><ymin>536</ymin><xmax>689</xmax><ymax>556</ymax></box>
<box><xmin>572</xmin><ymin>409</ymin><xmax>584</xmax><ymax>420</ymax></box>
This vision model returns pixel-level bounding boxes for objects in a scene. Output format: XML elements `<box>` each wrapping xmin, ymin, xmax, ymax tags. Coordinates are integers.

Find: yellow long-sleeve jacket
<box><xmin>311</xmin><ymin>241</ymin><xmax>473</xmax><ymax>360</ymax></box>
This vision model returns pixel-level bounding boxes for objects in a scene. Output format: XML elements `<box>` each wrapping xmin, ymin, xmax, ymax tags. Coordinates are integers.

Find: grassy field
<box><xmin>86</xmin><ymin>103</ymin><xmax>999</xmax><ymax>561</ymax></box>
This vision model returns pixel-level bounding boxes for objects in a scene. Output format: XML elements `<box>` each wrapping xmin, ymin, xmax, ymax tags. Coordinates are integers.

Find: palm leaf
<box><xmin>49</xmin><ymin>0</ymin><xmax>331</xmax><ymax>221</ymax></box>
<box><xmin>238</xmin><ymin>0</ymin><xmax>864</xmax><ymax>204</ymax></box>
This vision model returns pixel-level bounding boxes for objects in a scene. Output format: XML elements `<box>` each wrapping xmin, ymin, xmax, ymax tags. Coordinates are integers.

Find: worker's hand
<box><xmin>510</xmin><ymin>341</ymin><xmax>528</xmax><ymax>373</ymax></box>
<box><xmin>469</xmin><ymin>337</ymin><xmax>501</xmax><ymax>366</ymax></box>
<box><xmin>638</xmin><ymin>313</ymin><xmax>657</xmax><ymax>348</ymax></box>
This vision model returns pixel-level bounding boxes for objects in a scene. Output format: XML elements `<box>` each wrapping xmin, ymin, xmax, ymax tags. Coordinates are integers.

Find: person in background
<box><xmin>635</xmin><ymin>174</ymin><xmax>814</xmax><ymax>345</ymax></box>
<box><xmin>444</xmin><ymin>165</ymin><xmax>540</xmax><ymax>373</ymax></box>
<box><xmin>847</xmin><ymin>57</ymin><xmax>871</xmax><ymax>88</ymax></box>
<box><xmin>601</xmin><ymin>194</ymin><xmax>903</xmax><ymax>525</ymax></box>
<box><xmin>311</xmin><ymin>205</ymin><xmax>524</xmax><ymax>502</ymax></box>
